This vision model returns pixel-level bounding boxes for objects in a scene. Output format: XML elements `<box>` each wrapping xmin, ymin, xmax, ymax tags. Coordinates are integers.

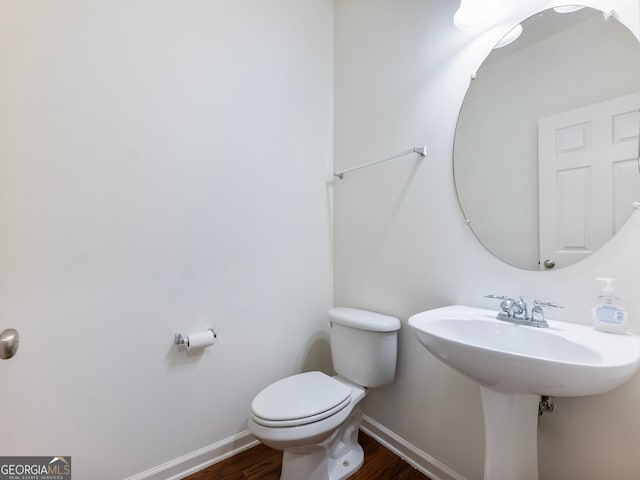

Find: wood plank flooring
<box><xmin>183</xmin><ymin>432</ymin><xmax>432</xmax><ymax>480</ymax></box>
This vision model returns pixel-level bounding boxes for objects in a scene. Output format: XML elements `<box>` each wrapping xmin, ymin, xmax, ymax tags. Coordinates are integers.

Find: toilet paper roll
<box><xmin>186</xmin><ymin>330</ymin><xmax>215</xmax><ymax>351</ymax></box>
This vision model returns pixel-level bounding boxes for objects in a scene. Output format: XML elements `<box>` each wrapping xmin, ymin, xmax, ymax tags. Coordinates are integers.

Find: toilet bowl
<box><xmin>248</xmin><ymin>308</ymin><xmax>401</xmax><ymax>480</ymax></box>
<box><xmin>249</xmin><ymin>372</ymin><xmax>366</xmax><ymax>480</ymax></box>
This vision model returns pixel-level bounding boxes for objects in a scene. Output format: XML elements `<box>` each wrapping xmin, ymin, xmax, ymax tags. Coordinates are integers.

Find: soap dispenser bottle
<box><xmin>592</xmin><ymin>277</ymin><xmax>628</xmax><ymax>334</ymax></box>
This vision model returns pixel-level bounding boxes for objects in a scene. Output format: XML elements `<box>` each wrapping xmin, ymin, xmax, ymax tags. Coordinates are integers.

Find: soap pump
<box><xmin>592</xmin><ymin>277</ymin><xmax>628</xmax><ymax>334</ymax></box>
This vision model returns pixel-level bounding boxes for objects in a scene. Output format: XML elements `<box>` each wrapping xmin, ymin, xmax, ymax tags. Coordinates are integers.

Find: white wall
<box><xmin>334</xmin><ymin>0</ymin><xmax>640</xmax><ymax>479</ymax></box>
<box><xmin>0</xmin><ymin>1</ymin><xmax>333</xmax><ymax>479</ymax></box>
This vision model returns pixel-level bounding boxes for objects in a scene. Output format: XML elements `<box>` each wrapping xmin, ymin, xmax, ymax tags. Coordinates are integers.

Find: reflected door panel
<box><xmin>538</xmin><ymin>92</ymin><xmax>640</xmax><ymax>269</ymax></box>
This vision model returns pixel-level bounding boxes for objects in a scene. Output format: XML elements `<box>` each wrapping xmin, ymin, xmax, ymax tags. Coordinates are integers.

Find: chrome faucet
<box><xmin>529</xmin><ymin>300</ymin><xmax>564</xmax><ymax>327</ymax></box>
<box><xmin>530</xmin><ymin>301</ymin><xmax>546</xmax><ymax>326</ymax></box>
<box><xmin>498</xmin><ymin>296</ymin><xmax>524</xmax><ymax>319</ymax></box>
<box><xmin>485</xmin><ymin>295</ymin><xmax>562</xmax><ymax>328</ymax></box>
<box><xmin>515</xmin><ymin>296</ymin><xmax>528</xmax><ymax>321</ymax></box>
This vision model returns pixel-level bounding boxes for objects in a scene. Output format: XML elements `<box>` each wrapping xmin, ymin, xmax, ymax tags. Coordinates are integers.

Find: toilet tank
<box><xmin>328</xmin><ymin>307</ymin><xmax>401</xmax><ymax>388</ymax></box>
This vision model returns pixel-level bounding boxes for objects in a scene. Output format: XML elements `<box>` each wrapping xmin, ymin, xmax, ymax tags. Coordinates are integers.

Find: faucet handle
<box><xmin>530</xmin><ymin>300</ymin><xmax>562</xmax><ymax>328</ymax></box>
<box><xmin>484</xmin><ymin>294</ymin><xmax>510</xmax><ymax>300</ymax></box>
<box><xmin>485</xmin><ymin>295</ymin><xmax>518</xmax><ymax>317</ymax></box>
<box><xmin>533</xmin><ymin>300</ymin><xmax>563</xmax><ymax>309</ymax></box>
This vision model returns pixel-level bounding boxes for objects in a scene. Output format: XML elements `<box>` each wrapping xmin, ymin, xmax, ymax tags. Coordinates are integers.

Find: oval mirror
<box><xmin>454</xmin><ymin>6</ymin><xmax>640</xmax><ymax>271</ymax></box>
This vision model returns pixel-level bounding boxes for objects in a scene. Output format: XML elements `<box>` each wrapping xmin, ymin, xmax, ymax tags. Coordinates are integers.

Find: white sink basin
<box><xmin>408</xmin><ymin>305</ymin><xmax>640</xmax><ymax>396</ymax></box>
<box><xmin>409</xmin><ymin>305</ymin><xmax>640</xmax><ymax>480</ymax></box>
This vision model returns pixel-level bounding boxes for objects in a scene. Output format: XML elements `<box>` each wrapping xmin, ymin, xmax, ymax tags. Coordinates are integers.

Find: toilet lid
<box><xmin>251</xmin><ymin>371</ymin><xmax>352</xmax><ymax>427</ymax></box>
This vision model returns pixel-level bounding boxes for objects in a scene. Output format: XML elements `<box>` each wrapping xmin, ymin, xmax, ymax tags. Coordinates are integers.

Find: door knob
<box><xmin>0</xmin><ymin>328</ymin><xmax>19</xmax><ymax>360</ymax></box>
<box><xmin>543</xmin><ymin>259</ymin><xmax>556</xmax><ymax>269</ymax></box>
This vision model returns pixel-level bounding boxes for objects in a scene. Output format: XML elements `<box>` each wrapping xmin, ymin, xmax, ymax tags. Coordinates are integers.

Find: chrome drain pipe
<box><xmin>539</xmin><ymin>395</ymin><xmax>557</xmax><ymax>416</ymax></box>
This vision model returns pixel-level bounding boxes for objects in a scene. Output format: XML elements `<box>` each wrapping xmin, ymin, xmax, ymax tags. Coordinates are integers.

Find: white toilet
<box><xmin>248</xmin><ymin>307</ymin><xmax>401</xmax><ymax>480</ymax></box>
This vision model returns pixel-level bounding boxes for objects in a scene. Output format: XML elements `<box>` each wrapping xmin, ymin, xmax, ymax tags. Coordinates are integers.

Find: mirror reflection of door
<box><xmin>538</xmin><ymin>92</ymin><xmax>640</xmax><ymax>270</ymax></box>
<box><xmin>453</xmin><ymin>7</ymin><xmax>640</xmax><ymax>271</ymax></box>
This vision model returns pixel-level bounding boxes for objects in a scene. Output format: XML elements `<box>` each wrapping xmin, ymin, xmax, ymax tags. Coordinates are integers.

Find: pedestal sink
<box><xmin>408</xmin><ymin>305</ymin><xmax>640</xmax><ymax>480</ymax></box>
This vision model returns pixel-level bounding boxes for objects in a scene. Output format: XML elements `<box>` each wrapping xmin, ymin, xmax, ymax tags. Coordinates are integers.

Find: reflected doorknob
<box><xmin>0</xmin><ymin>328</ymin><xmax>19</xmax><ymax>360</ymax></box>
<box><xmin>543</xmin><ymin>259</ymin><xmax>556</xmax><ymax>269</ymax></box>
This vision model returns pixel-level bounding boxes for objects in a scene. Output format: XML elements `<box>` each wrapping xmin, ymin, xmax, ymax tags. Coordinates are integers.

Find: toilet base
<box><xmin>280</xmin><ymin>405</ymin><xmax>364</xmax><ymax>480</ymax></box>
<box><xmin>327</xmin><ymin>443</ymin><xmax>364</xmax><ymax>480</ymax></box>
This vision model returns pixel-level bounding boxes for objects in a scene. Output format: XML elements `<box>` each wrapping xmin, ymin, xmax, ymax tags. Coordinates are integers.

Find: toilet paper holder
<box><xmin>174</xmin><ymin>328</ymin><xmax>217</xmax><ymax>346</ymax></box>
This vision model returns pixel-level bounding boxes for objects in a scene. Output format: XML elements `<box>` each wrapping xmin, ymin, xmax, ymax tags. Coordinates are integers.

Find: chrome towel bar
<box><xmin>334</xmin><ymin>146</ymin><xmax>427</xmax><ymax>179</ymax></box>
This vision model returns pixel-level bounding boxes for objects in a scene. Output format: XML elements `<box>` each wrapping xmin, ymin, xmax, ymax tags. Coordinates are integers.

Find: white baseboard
<box><xmin>360</xmin><ymin>415</ymin><xmax>467</xmax><ymax>480</ymax></box>
<box><xmin>124</xmin><ymin>430</ymin><xmax>259</xmax><ymax>480</ymax></box>
<box><xmin>125</xmin><ymin>416</ymin><xmax>465</xmax><ymax>480</ymax></box>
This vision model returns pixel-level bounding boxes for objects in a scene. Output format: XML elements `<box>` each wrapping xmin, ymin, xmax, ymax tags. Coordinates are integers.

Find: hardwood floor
<box><xmin>183</xmin><ymin>432</ymin><xmax>432</xmax><ymax>480</ymax></box>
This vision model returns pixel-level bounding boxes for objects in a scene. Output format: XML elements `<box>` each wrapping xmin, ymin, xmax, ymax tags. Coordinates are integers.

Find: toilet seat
<box><xmin>251</xmin><ymin>372</ymin><xmax>352</xmax><ymax>428</ymax></box>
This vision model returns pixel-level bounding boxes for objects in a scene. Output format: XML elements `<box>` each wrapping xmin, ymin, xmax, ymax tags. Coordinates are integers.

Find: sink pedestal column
<box><xmin>480</xmin><ymin>387</ymin><xmax>540</xmax><ymax>480</ymax></box>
